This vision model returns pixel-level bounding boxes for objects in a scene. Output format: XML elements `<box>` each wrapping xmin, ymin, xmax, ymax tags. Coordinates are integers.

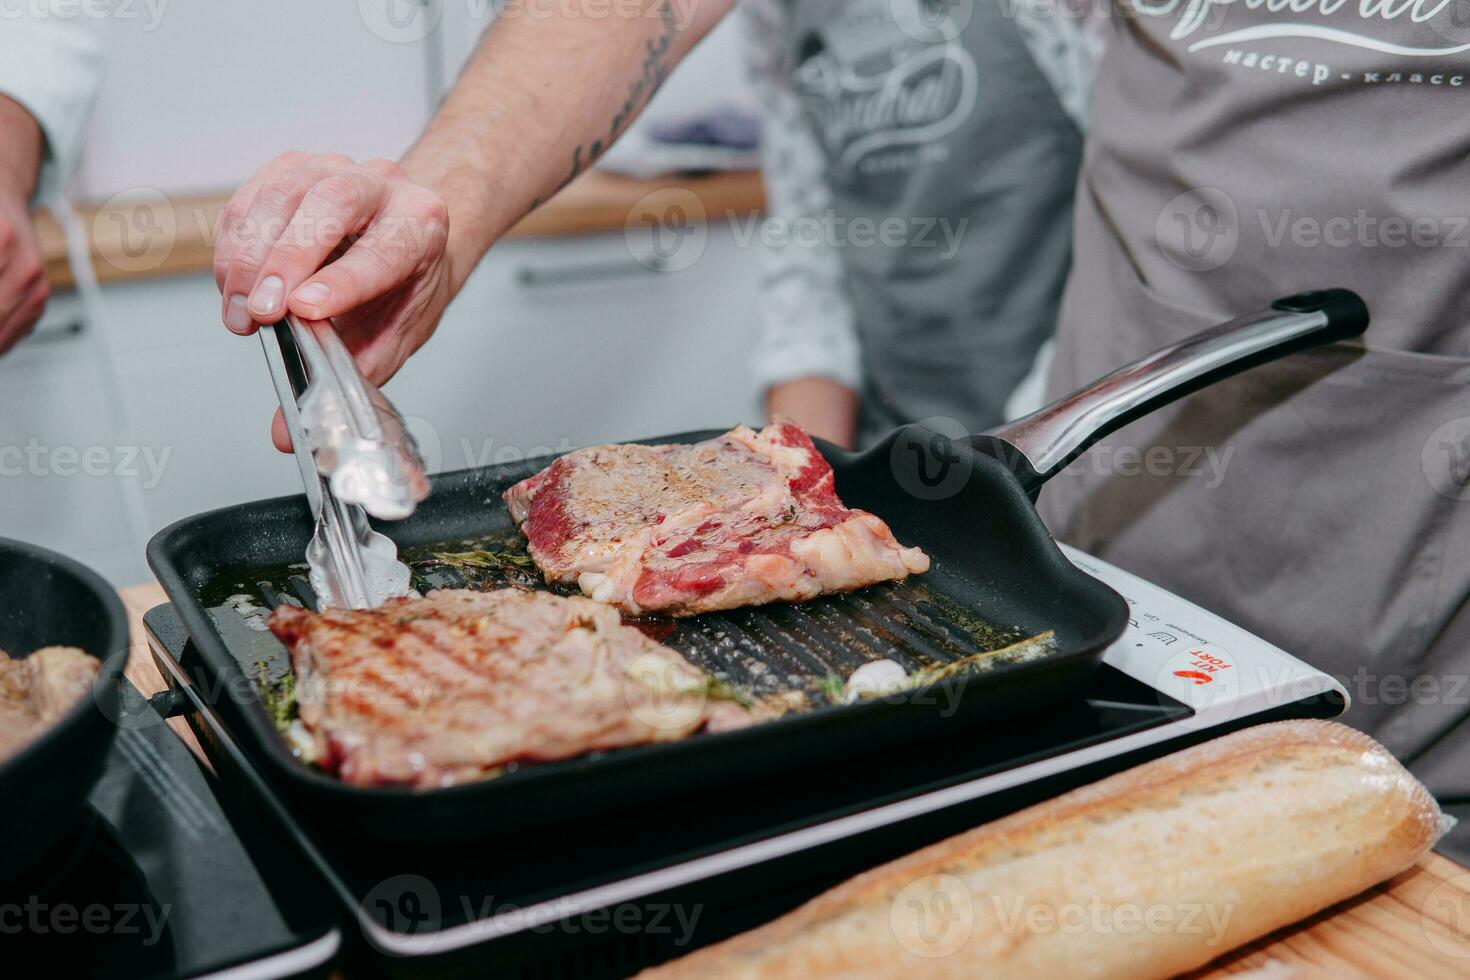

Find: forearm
<box><xmin>766</xmin><ymin>376</ymin><xmax>859</xmax><ymax>449</ymax></box>
<box><xmin>401</xmin><ymin>0</ymin><xmax>733</xmax><ymax>293</ymax></box>
<box><xmin>0</xmin><ymin>95</ymin><xmax>43</xmax><ymax>201</ymax></box>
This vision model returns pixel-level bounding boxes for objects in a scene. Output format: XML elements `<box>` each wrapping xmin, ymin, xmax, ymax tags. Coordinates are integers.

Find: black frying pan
<box><xmin>146</xmin><ymin>289</ymin><xmax>1367</xmax><ymax>844</ymax></box>
<box><xmin>0</xmin><ymin>539</ymin><xmax>130</xmax><ymax>881</ymax></box>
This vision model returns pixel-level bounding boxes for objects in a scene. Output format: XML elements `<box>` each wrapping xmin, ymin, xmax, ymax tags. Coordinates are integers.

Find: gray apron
<box><xmin>1039</xmin><ymin>2</ymin><xmax>1470</xmax><ymax>858</ymax></box>
<box><xmin>780</xmin><ymin>0</ymin><xmax>1083</xmax><ymax>437</ymax></box>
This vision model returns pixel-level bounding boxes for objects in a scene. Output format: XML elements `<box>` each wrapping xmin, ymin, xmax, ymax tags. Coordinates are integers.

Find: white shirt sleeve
<box><xmin>0</xmin><ymin>13</ymin><xmax>105</xmax><ymax>202</ymax></box>
<box><xmin>1008</xmin><ymin>0</ymin><xmax>1102</xmax><ymax>133</ymax></box>
<box><xmin>740</xmin><ymin>0</ymin><xmax>864</xmax><ymax>396</ymax></box>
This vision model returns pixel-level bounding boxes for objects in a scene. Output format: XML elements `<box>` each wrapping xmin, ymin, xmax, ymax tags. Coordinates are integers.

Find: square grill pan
<box><xmin>147</xmin><ymin>429</ymin><xmax>1127</xmax><ymax>845</ymax></box>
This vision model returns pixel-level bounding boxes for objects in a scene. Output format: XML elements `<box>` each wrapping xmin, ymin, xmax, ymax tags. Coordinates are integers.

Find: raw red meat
<box><xmin>504</xmin><ymin>421</ymin><xmax>929</xmax><ymax>616</ymax></box>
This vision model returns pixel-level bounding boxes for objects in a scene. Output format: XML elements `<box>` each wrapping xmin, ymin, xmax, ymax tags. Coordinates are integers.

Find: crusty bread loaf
<box><xmin>639</xmin><ymin>720</ymin><xmax>1442</xmax><ymax>980</ymax></box>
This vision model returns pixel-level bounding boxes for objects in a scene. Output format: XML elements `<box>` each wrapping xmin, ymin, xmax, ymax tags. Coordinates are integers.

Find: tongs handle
<box><xmin>258</xmin><ymin>322</ymin><xmax>398</xmax><ymax>610</ymax></box>
<box><xmin>259</xmin><ymin>322</ymin><xmax>325</xmax><ymax>517</ymax></box>
<box><xmin>280</xmin><ymin>314</ymin><xmax>429</xmax><ymax>520</ymax></box>
<box><xmin>287</xmin><ymin>314</ymin><xmax>383</xmax><ymax>442</ymax></box>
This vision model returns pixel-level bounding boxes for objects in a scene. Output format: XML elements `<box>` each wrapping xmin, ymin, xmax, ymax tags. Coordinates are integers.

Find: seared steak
<box><xmin>267</xmin><ymin>589</ymin><xmax>750</xmax><ymax>788</ymax></box>
<box><xmin>0</xmin><ymin>647</ymin><xmax>99</xmax><ymax>762</ymax></box>
<box><xmin>504</xmin><ymin>421</ymin><xmax>930</xmax><ymax>616</ymax></box>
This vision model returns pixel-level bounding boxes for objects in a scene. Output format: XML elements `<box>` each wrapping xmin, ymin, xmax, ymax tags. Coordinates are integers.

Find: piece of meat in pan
<box><xmin>504</xmin><ymin>421</ymin><xmax>930</xmax><ymax>616</ymax></box>
<box><xmin>267</xmin><ymin>588</ymin><xmax>753</xmax><ymax>788</ymax></box>
<box><xmin>0</xmin><ymin>646</ymin><xmax>100</xmax><ymax>762</ymax></box>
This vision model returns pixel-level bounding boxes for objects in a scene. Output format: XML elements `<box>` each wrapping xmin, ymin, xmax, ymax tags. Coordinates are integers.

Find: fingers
<box><xmin>0</xmin><ymin>281</ymin><xmax>48</xmax><ymax>355</ymax></box>
<box><xmin>280</xmin><ymin>164</ymin><xmax>448</xmax><ymax>323</ymax></box>
<box><xmin>216</xmin><ymin>152</ymin><xmax>353</xmax><ymax>335</ymax></box>
<box><xmin>284</xmin><ymin>192</ymin><xmax>447</xmax><ymax>327</ymax></box>
<box><xmin>243</xmin><ymin>165</ymin><xmax>394</xmax><ymax>323</ymax></box>
<box><xmin>212</xmin><ymin>165</ymin><xmax>274</xmax><ymax>291</ymax></box>
<box><xmin>0</xmin><ymin>218</ymin><xmax>48</xmax><ymax>355</ymax></box>
<box><xmin>271</xmin><ymin>408</ymin><xmax>291</xmax><ymax>454</ymax></box>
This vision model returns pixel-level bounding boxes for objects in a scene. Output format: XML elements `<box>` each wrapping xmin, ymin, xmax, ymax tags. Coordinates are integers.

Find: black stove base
<box><xmin>1</xmin><ymin>676</ymin><xmax>339</xmax><ymax>980</ymax></box>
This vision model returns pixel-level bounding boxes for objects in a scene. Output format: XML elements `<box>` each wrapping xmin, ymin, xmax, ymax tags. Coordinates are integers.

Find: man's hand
<box><xmin>214</xmin><ymin>2</ymin><xmax>736</xmax><ymax>450</ymax></box>
<box><xmin>0</xmin><ymin>95</ymin><xmax>48</xmax><ymax>356</ymax></box>
<box><xmin>213</xmin><ymin>153</ymin><xmax>452</xmax><ymax>449</ymax></box>
<box><xmin>766</xmin><ymin>376</ymin><xmax>860</xmax><ymax>449</ymax></box>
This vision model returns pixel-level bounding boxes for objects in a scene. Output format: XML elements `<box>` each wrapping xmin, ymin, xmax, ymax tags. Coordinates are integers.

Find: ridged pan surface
<box><xmin>148</xmin><ymin>426</ymin><xmax>1128</xmax><ymax>843</ymax></box>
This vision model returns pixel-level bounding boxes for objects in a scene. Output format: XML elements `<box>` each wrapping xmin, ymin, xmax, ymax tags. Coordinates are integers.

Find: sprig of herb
<box><xmin>705</xmin><ymin>676</ymin><xmax>754</xmax><ymax>709</ymax></box>
<box><xmin>254</xmin><ymin>661</ymin><xmax>297</xmax><ymax>732</ymax></box>
<box><xmin>428</xmin><ymin>549</ymin><xmax>536</xmax><ymax>570</ymax></box>
<box><xmin>817</xmin><ymin>672</ymin><xmax>846</xmax><ymax>704</ymax></box>
<box><xmin>905</xmin><ymin>630</ymin><xmax>1057</xmax><ymax>689</ymax></box>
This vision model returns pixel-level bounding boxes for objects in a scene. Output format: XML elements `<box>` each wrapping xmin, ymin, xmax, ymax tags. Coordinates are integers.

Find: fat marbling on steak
<box><xmin>268</xmin><ymin>589</ymin><xmax>750</xmax><ymax>789</ymax></box>
<box><xmin>504</xmin><ymin>421</ymin><xmax>930</xmax><ymax>616</ymax></box>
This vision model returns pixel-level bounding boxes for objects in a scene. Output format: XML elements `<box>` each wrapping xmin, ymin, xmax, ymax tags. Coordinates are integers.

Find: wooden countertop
<box><xmin>36</xmin><ymin>169</ymin><xmax>765</xmax><ymax>291</ymax></box>
<box><xmin>118</xmin><ymin>581</ymin><xmax>1470</xmax><ymax>976</ymax></box>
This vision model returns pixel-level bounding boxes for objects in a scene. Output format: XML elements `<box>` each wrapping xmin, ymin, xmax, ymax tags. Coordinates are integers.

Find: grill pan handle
<box><xmin>976</xmin><ymin>289</ymin><xmax>1369</xmax><ymax>493</ymax></box>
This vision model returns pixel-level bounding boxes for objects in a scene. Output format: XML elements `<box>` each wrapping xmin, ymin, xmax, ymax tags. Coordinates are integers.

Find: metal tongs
<box><xmin>259</xmin><ymin>315</ymin><xmax>430</xmax><ymax>609</ymax></box>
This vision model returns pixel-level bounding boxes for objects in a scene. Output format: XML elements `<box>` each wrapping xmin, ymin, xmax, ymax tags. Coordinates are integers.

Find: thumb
<box><xmin>272</xmin><ymin>408</ymin><xmax>292</xmax><ymax>454</ymax></box>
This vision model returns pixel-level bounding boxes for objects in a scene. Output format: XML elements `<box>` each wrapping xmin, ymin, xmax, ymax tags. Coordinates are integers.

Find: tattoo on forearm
<box><xmin>550</xmin><ymin>1</ymin><xmax>678</xmax><ymax>197</ymax></box>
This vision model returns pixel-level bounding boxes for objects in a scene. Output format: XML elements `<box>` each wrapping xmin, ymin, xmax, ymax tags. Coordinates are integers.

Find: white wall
<box><xmin>74</xmin><ymin>0</ymin><xmax>754</xmax><ymax>199</ymax></box>
<box><xmin>76</xmin><ymin>3</ymin><xmax>432</xmax><ymax>198</ymax></box>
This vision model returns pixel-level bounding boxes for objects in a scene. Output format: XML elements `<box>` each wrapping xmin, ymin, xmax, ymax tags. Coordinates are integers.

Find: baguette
<box><xmin>639</xmin><ymin>720</ymin><xmax>1443</xmax><ymax>980</ymax></box>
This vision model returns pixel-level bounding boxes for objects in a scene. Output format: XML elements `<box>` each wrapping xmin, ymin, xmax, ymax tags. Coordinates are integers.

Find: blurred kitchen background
<box><xmin>7</xmin><ymin>2</ymin><xmax>765</xmax><ymax>584</ymax></box>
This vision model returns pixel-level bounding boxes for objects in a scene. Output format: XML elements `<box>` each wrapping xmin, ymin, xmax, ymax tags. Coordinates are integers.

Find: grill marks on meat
<box><xmin>267</xmin><ymin>589</ymin><xmax>750</xmax><ymax>789</ymax></box>
<box><xmin>0</xmin><ymin>647</ymin><xmax>99</xmax><ymax>762</ymax></box>
<box><xmin>505</xmin><ymin>421</ymin><xmax>930</xmax><ymax>616</ymax></box>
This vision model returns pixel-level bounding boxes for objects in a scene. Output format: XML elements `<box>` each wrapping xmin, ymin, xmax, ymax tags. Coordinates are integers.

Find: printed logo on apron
<box><xmin>791</xmin><ymin>29</ymin><xmax>978</xmax><ymax>176</ymax></box>
<box><xmin>1122</xmin><ymin>0</ymin><xmax>1470</xmax><ymax>88</ymax></box>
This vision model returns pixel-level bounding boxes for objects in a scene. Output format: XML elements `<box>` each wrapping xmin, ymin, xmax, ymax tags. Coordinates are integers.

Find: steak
<box><xmin>0</xmin><ymin>647</ymin><xmax>99</xmax><ymax>763</ymax></box>
<box><xmin>267</xmin><ymin>589</ymin><xmax>751</xmax><ymax>788</ymax></box>
<box><xmin>504</xmin><ymin>421</ymin><xmax>930</xmax><ymax>616</ymax></box>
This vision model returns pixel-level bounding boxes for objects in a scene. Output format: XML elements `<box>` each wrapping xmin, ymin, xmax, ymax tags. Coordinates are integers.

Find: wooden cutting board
<box><xmin>118</xmin><ymin>582</ymin><xmax>1470</xmax><ymax>977</ymax></box>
